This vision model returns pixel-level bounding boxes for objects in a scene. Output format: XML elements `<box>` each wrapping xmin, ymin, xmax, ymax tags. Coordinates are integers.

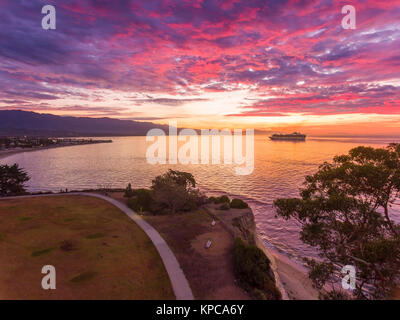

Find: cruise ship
<box><xmin>269</xmin><ymin>132</ymin><xmax>306</xmax><ymax>141</ymax></box>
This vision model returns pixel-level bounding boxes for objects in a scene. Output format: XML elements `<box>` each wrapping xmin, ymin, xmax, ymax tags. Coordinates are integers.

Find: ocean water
<box><xmin>2</xmin><ymin>135</ymin><xmax>399</xmax><ymax>265</ymax></box>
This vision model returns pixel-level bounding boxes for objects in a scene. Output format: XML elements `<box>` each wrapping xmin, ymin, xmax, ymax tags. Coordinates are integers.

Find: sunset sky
<box><xmin>0</xmin><ymin>0</ymin><xmax>399</xmax><ymax>135</ymax></box>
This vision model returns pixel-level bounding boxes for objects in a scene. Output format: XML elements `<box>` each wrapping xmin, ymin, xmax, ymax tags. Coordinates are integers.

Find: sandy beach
<box><xmin>255</xmin><ymin>235</ymin><xmax>318</xmax><ymax>300</ymax></box>
<box><xmin>271</xmin><ymin>250</ymin><xmax>318</xmax><ymax>300</ymax></box>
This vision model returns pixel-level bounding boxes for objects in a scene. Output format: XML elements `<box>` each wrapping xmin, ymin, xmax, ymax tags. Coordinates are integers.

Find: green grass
<box><xmin>69</xmin><ymin>271</ymin><xmax>97</xmax><ymax>283</ymax></box>
<box><xmin>0</xmin><ymin>195</ymin><xmax>175</xmax><ymax>299</ymax></box>
<box><xmin>31</xmin><ymin>247</ymin><xmax>54</xmax><ymax>257</ymax></box>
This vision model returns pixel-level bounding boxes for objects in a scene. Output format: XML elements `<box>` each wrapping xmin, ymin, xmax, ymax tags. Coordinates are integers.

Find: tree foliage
<box><xmin>233</xmin><ymin>237</ymin><xmax>281</xmax><ymax>300</ymax></box>
<box><xmin>127</xmin><ymin>188</ymin><xmax>153</xmax><ymax>213</ymax></box>
<box><xmin>230</xmin><ymin>198</ymin><xmax>249</xmax><ymax>209</ymax></box>
<box><xmin>0</xmin><ymin>164</ymin><xmax>30</xmax><ymax>196</ymax></box>
<box><xmin>274</xmin><ymin>144</ymin><xmax>400</xmax><ymax>299</ymax></box>
<box><xmin>151</xmin><ymin>169</ymin><xmax>200</xmax><ymax>214</ymax></box>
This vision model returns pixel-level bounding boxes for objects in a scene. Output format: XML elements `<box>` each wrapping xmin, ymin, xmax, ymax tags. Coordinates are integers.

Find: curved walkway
<box><xmin>0</xmin><ymin>192</ymin><xmax>194</xmax><ymax>300</ymax></box>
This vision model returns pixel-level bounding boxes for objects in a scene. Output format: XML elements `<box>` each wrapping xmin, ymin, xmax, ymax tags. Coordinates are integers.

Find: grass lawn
<box><xmin>0</xmin><ymin>196</ymin><xmax>174</xmax><ymax>300</ymax></box>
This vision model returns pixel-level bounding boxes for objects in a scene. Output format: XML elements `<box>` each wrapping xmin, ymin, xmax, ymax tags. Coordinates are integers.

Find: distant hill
<box><xmin>0</xmin><ymin>110</ymin><xmax>170</xmax><ymax>137</ymax></box>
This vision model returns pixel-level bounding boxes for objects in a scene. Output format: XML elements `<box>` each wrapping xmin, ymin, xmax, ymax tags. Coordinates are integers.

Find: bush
<box><xmin>182</xmin><ymin>189</ymin><xmax>202</xmax><ymax>211</ymax></box>
<box><xmin>218</xmin><ymin>202</ymin><xmax>230</xmax><ymax>210</ymax></box>
<box><xmin>233</xmin><ymin>237</ymin><xmax>281</xmax><ymax>300</ymax></box>
<box><xmin>211</xmin><ymin>195</ymin><xmax>230</xmax><ymax>204</ymax></box>
<box><xmin>127</xmin><ymin>188</ymin><xmax>153</xmax><ymax>213</ymax></box>
<box><xmin>230</xmin><ymin>198</ymin><xmax>249</xmax><ymax>209</ymax></box>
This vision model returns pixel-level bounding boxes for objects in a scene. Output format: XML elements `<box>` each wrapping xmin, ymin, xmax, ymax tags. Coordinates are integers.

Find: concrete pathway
<box><xmin>0</xmin><ymin>192</ymin><xmax>194</xmax><ymax>300</ymax></box>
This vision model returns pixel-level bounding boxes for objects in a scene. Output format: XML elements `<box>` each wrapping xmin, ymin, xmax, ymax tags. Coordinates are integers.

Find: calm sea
<box><xmin>2</xmin><ymin>135</ymin><xmax>400</xmax><ymax>265</ymax></box>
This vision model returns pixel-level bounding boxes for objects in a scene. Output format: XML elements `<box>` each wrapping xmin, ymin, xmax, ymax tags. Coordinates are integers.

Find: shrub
<box><xmin>127</xmin><ymin>197</ymin><xmax>140</xmax><ymax>212</ymax></box>
<box><xmin>233</xmin><ymin>237</ymin><xmax>281</xmax><ymax>300</ymax></box>
<box><xmin>127</xmin><ymin>188</ymin><xmax>153</xmax><ymax>213</ymax></box>
<box><xmin>230</xmin><ymin>198</ymin><xmax>249</xmax><ymax>209</ymax></box>
<box><xmin>182</xmin><ymin>189</ymin><xmax>202</xmax><ymax>211</ymax></box>
<box><xmin>212</xmin><ymin>195</ymin><xmax>230</xmax><ymax>204</ymax></box>
<box><xmin>218</xmin><ymin>202</ymin><xmax>230</xmax><ymax>210</ymax></box>
<box><xmin>197</xmin><ymin>193</ymin><xmax>209</xmax><ymax>206</ymax></box>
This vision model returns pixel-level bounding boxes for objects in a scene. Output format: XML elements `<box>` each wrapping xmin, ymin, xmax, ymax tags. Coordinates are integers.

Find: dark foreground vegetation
<box><xmin>124</xmin><ymin>169</ymin><xmax>207</xmax><ymax>214</ymax></box>
<box><xmin>275</xmin><ymin>143</ymin><xmax>400</xmax><ymax>300</ymax></box>
<box><xmin>209</xmin><ymin>195</ymin><xmax>249</xmax><ymax>210</ymax></box>
<box><xmin>0</xmin><ymin>164</ymin><xmax>29</xmax><ymax>196</ymax></box>
<box><xmin>233</xmin><ymin>237</ymin><xmax>281</xmax><ymax>300</ymax></box>
<box><xmin>124</xmin><ymin>170</ymin><xmax>250</xmax><ymax>215</ymax></box>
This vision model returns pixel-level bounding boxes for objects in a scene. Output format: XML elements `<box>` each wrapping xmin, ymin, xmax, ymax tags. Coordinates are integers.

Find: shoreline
<box><xmin>203</xmin><ymin>202</ymin><xmax>318</xmax><ymax>300</ymax></box>
<box><xmin>0</xmin><ymin>140</ymin><xmax>112</xmax><ymax>160</ymax></box>
<box><xmin>255</xmin><ymin>235</ymin><xmax>318</xmax><ymax>300</ymax></box>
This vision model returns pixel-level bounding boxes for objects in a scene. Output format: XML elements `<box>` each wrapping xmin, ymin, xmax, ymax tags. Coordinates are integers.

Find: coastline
<box><xmin>0</xmin><ymin>147</ymin><xmax>46</xmax><ymax>160</ymax></box>
<box><xmin>204</xmin><ymin>203</ymin><xmax>318</xmax><ymax>300</ymax></box>
<box><xmin>0</xmin><ymin>140</ymin><xmax>112</xmax><ymax>160</ymax></box>
<box><xmin>255</xmin><ymin>234</ymin><xmax>318</xmax><ymax>300</ymax></box>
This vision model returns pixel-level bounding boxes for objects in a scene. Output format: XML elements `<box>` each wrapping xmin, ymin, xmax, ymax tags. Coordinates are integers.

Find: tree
<box><xmin>274</xmin><ymin>144</ymin><xmax>400</xmax><ymax>299</ymax></box>
<box><xmin>0</xmin><ymin>164</ymin><xmax>30</xmax><ymax>196</ymax></box>
<box><xmin>151</xmin><ymin>169</ymin><xmax>200</xmax><ymax>214</ymax></box>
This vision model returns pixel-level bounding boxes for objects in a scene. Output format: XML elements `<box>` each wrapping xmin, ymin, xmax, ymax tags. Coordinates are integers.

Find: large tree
<box><xmin>151</xmin><ymin>169</ymin><xmax>200</xmax><ymax>214</ymax></box>
<box><xmin>274</xmin><ymin>144</ymin><xmax>400</xmax><ymax>299</ymax></box>
<box><xmin>0</xmin><ymin>163</ymin><xmax>30</xmax><ymax>196</ymax></box>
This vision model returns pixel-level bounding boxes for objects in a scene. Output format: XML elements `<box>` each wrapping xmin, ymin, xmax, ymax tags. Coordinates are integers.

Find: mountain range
<box><xmin>0</xmin><ymin>110</ymin><xmax>169</xmax><ymax>137</ymax></box>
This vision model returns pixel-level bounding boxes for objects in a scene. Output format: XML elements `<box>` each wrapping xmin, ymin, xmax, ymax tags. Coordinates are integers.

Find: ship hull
<box><xmin>269</xmin><ymin>136</ymin><xmax>306</xmax><ymax>141</ymax></box>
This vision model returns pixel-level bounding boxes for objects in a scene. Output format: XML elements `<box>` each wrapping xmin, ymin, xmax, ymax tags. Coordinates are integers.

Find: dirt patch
<box><xmin>191</xmin><ymin>229</ymin><xmax>231</xmax><ymax>257</ymax></box>
<box><xmin>141</xmin><ymin>207</ymin><xmax>251</xmax><ymax>300</ymax></box>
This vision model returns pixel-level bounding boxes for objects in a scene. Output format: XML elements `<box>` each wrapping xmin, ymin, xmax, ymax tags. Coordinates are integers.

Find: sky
<box><xmin>0</xmin><ymin>0</ymin><xmax>399</xmax><ymax>135</ymax></box>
